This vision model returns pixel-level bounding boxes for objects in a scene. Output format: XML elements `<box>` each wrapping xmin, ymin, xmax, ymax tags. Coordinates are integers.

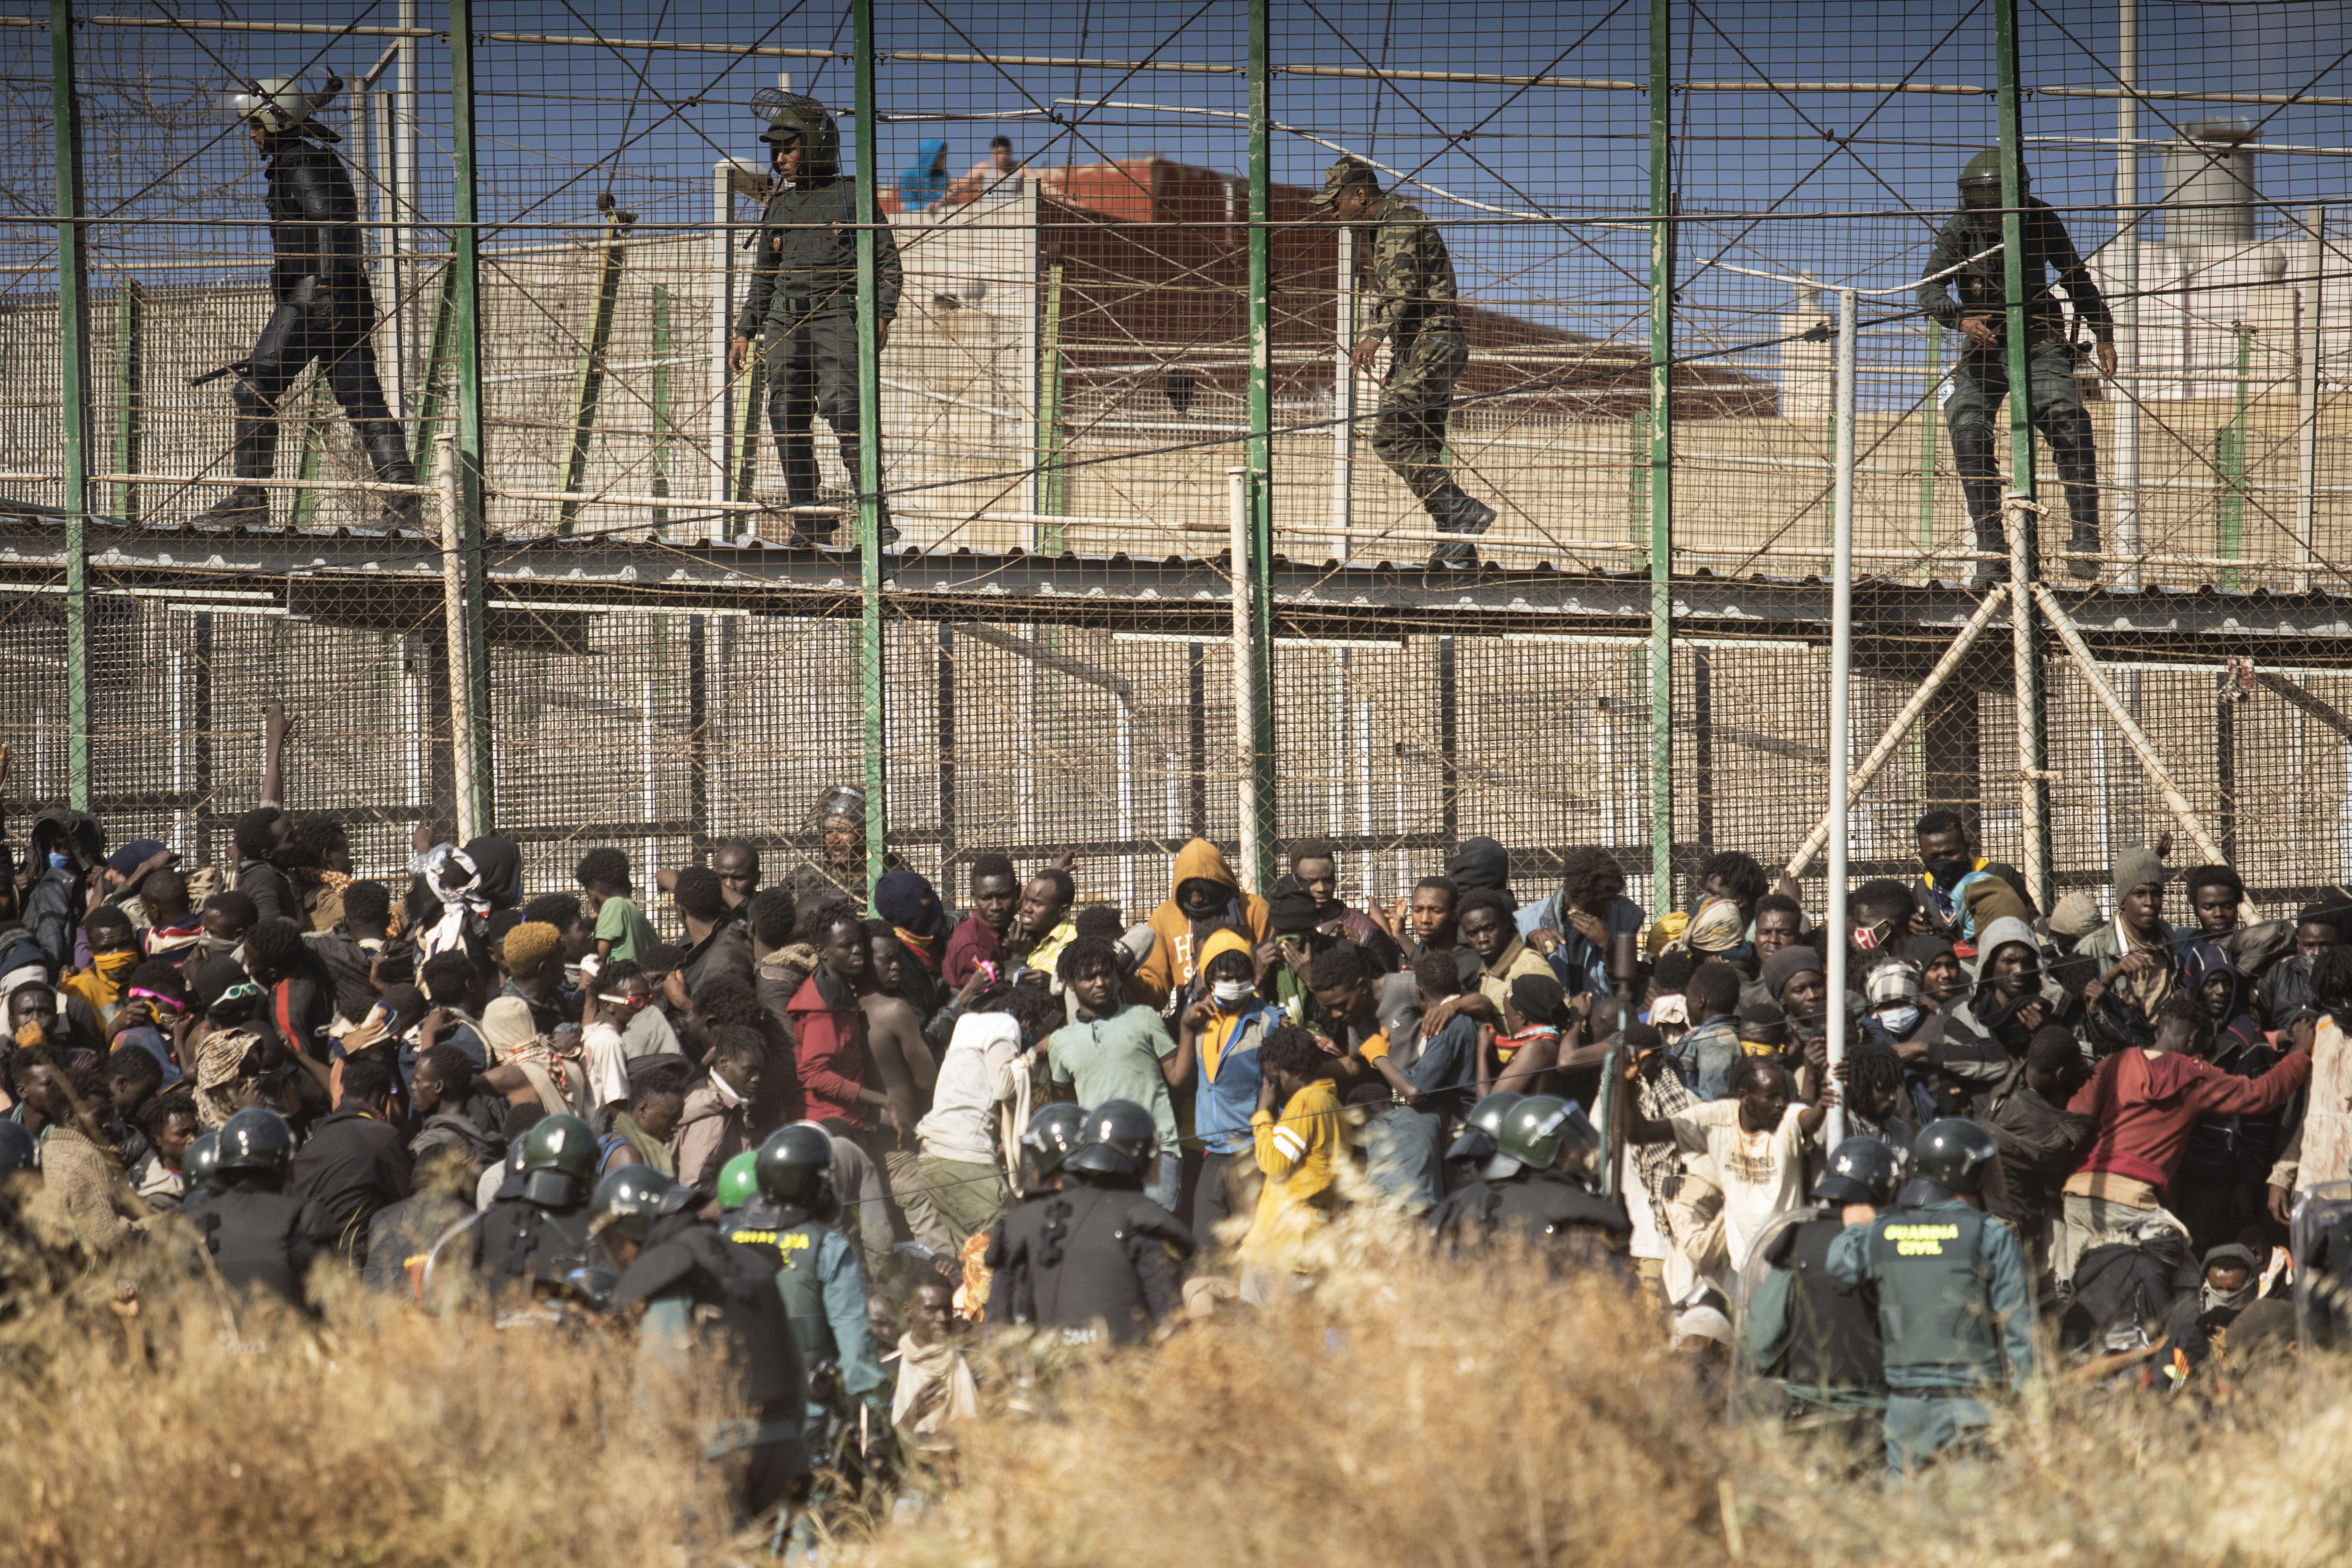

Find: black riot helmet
<box><xmin>1021</xmin><ymin>1102</ymin><xmax>1090</xmax><ymax>1178</ymax></box>
<box><xmin>753</xmin><ymin>88</ymin><xmax>841</xmax><ymax>176</ymax></box>
<box><xmin>589</xmin><ymin>1165</ymin><xmax>694</xmax><ymax>1246</ymax></box>
<box><xmin>183</xmin><ymin>1130</ymin><xmax>225</xmax><ymax>1194</ymax></box>
<box><xmin>1957</xmin><ymin>148</ymin><xmax>2024</xmax><ymax>209</ymax></box>
<box><xmin>754</xmin><ymin>1123</ymin><xmax>837</xmax><ymax>1215</ymax></box>
<box><xmin>1446</xmin><ymin>1090</ymin><xmax>1524</xmax><ymax>1165</ymax></box>
<box><xmin>1062</xmin><ymin>1098</ymin><xmax>1157</xmax><ymax>1179</ymax></box>
<box><xmin>0</xmin><ymin>1118</ymin><xmax>36</xmax><ymax>1177</ymax></box>
<box><xmin>1901</xmin><ymin>1118</ymin><xmax>1999</xmax><ymax>1204</ymax></box>
<box><xmin>216</xmin><ymin>1107</ymin><xmax>296</xmax><ymax>1182</ymax></box>
<box><xmin>1813</xmin><ymin>1135</ymin><xmax>1908</xmax><ymax>1207</ymax></box>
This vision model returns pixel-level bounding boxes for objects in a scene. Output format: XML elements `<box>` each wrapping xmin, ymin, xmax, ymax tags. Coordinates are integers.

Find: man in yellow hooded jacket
<box><xmin>1133</xmin><ymin>839</ymin><xmax>1271</xmax><ymax>1015</ymax></box>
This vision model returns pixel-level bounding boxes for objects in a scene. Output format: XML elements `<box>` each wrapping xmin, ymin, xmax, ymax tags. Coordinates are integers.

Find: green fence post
<box><xmin>2217</xmin><ymin>322</ymin><xmax>2250</xmax><ymax>590</ymax></box>
<box><xmin>113</xmin><ymin>277</ymin><xmax>142</xmax><ymax>526</ymax></box>
<box><xmin>1995</xmin><ymin>0</ymin><xmax>2049</xmax><ymax>901</ymax></box>
<box><xmin>51</xmin><ymin>0</ymin><xmax>93</xmax><ymax>810</ymax></box>
<box><xmin>1036</xmin><ymin>257</ymin><xmax>1068</xmax><ymax>548</ymax></box>
<box><xmin>1241</xmin><ymin>0</ymin><xmax>1280</xmax><ymax>893</ymax></box>
<box><xmin>651</xmin><ymin>282</ymin><xmax>671</xmax><ymax>535</ymax></box>
<box><xmin>408</xmin><ymin>261</ymin><xmax>457</xmax><ymax>473</ymax></box>
<box><xmin>551</xmin><ymin>212</ymin><xmax>630</xmax><ymax>534</ymax></box>
<box><xmin>448</xmin><ymin>0</ymin><xmax>494</xmax><ymax>832</ymax></box>
<box><xmin>1647</xmin><ymin>0</ymin><xmax>1675</xmax><ymax>904</ymax></box>
<box><xmin>852</xmin><ymin>0</ymin><xmax>888</xmax><ymax>901</ymax></box>
<box><xmin>288</xmin><ymin>380</ymin><xmax>328</xmax><ymax>531</ymax></box>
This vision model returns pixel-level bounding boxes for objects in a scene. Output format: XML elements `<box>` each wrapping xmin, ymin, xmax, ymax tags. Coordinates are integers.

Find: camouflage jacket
<box><xmin>1359</xmin><ymin>194</ymin><xmax>1461</xmax><ymax>345</ymax></box>
<box><xmin>1915</xmin><ymin>198</ymin><xmax>2112</xmax><ymax>345</ymax></box>
<box><xmin>734</xmin><ymin>175</ymin><xmax>903</xmax><ymax>337</ymax></box>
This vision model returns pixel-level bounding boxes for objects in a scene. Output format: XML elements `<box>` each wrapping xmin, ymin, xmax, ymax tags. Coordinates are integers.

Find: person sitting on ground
<box><xmin>889</xmin><ymin>1268</ymin><xmax>979</xmax><ymax>1456</ymax></box>
<box><xmin>289</xmin><ymin>1052</ymin><xmax>414</xmax><ymax>1265</ymax></box>
<box><xmin>61</xmin><ymin>905</ymin><xmax>140</xmax><ymax>1026</ymax></box>
<box><xmin>129</xmin><ymin>1089</ymin><xmax>199</xmax><ymax>1211</ymax></box>
<box><xmin>407</xmin><ymin>1040</ymin><xmax>505</xmax><ymax>1180</ymax></box>
<box><xmin>673</xmin><ymin>1025</ymin><xmax>770</xmax><ymax>1192</ymax></box>
<box><xmin>600</xmin><ymin>1056</ymin><xmax>694</xmax><ymax>1179</ymax></box>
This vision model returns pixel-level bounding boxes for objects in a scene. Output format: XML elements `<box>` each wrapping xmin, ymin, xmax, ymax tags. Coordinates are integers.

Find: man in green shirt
<box><xmin>1049</xmin><ymin>937</ymin><xmax>1188</xmax><ymax>1213</ymax></box>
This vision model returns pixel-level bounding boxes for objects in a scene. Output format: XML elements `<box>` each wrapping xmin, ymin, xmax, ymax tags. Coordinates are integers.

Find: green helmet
<box><xmin>1957</xmin><ymin>148</ymin><xmax>2023</xmax><ymax>207</ymax></box>
<box><xmin>754</xmin><ymin>1123</ymin><xmax>836</xmax><ymax>1211</ymax></box>
<box><xmin>221</xmin><ymin>76</ymin><xmax>338</xmax><ymax>137</ymax></box>
<box><xmin>589</xmin><ymin>1165</ymin><xmax>693</xmax><ymax>1245</ymax></box>
<box><xmin>515</xmin><ymin>1113</ymin><xmax>597</xmax><ymax>1208</ymax></box>
<box><xmin>1064</xmin><ymin>1098</ymin><xmax>1157</xmax><ymax>1179</ymax></box>
<box><xmin>1447</xmin><ymin>1091</ymin><xmax>1524</xmax><ymax>1164</ymax></box>
<box><xmin>1905</xmin><ymin>1118</ymin><xmax>1999</xmax><ymax>1200</ymax></box>
<box><xmin>1021</xmin><ymin>1102</ymin><xmax>1090</xmax><ymax>1177</ymax></box>
<box><xmin>716</xmin><ymin>1149</ymin><xmax>761</xmax><ymax>1212</ymax></box>
<box><xmin>752</xmin><ymin>87</ymin><xmax>840</xmax><ymax>172</ymax></box>
<box><xmin>217</xmin><ymin>1107</ymin><xmax>295</xmax><ymax>1177</ymax></box>
<box><xmin>1813</xmin><ymin>1135</ymin><xmax>1907</xmax><ymax>1207</ymax></box>
<box><xmin>1495</xmin><ymin>1094</ymin><xmax>1597</xmax><ymax>1174</ymax></box>
<box><xmin>183</xmin><ymin>1130</ymin><xmax>225</xmax><ymax>1192</ymax></box>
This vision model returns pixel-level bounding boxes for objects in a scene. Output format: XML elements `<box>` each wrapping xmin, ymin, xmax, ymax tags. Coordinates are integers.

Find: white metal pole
<box><xmin>369</xmin><ymin>91</ymin><xmax>404</xmax><ymax>426</ymax></box>
<box><xmin>2297</xmin><ymin>206</ymin><xmax>2325</xmax><ymax>592</ymax></box>
<box><xmin>2114</xmin><ymin>0</ymin><xmax>2141</xmax><ymax>589</ymax></box>
<box><xmin>641</xmin><ymin>679</ymin><xmax>658</xmax><ymax>886</ymax></box>
<box><xmin>1331</xmin><ymin>223</ymin><xmax>1357</xmax><ymax>561</ymax></box>
<box><xmin>1824</xmin><ymin>287</ymin><xmax>1857</xmax><ymax>1150</ymax></box>
<box><xmin>713</xmin><ymin>162</ymin><xmax>741</xmax><ymax>528</ymax></box>
<box><xmin>1330</xmin><ymin>647</ymin><xmax>1349</xmax><ymax>834</ymax></box>
<box><xmin>1115</xmin><ymin>691</ymin><xmax>1136</xmax><ymax>917</ymax></box>
<box><xmin>1229</xmin><ymin>466</ymin><xmax>1260</xmax><ymax>890</ymax></box>
<box><xmin>437</xmin><ymin>433</ymin><xmax>477</xmax><ymax>845</ymax></box>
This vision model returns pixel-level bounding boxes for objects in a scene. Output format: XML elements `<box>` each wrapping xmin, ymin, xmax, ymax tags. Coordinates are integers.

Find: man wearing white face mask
<box><xmin>1181</xmin><ymin>929</ymin><xmax>1281</xmax><ymax>1246</ymax></box>
<box><xmin>1861</xmin><ymin>957</ymin><xmax>1931</xmax><ymax>1057</ymax></box>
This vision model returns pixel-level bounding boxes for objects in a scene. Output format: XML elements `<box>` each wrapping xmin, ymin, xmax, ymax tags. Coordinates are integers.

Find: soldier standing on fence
<box><xmin>1916</xmin><ymin>151</ymin><xmax>2116</xmax><ymax>587</ymax></box>
<box><xmin>728</xmin><ymin>92</ymin><xmax>903</xmax><ymax>548</ymax></box>
<box><xmin>201</xmin><ymin>78</ymin><xmax>420</xmax><ymax>528</ymax></box>
<box><xmin>1312</xmin><ymin>157</ymin><xmax>1496</xmax><ymax>566</ymax></box>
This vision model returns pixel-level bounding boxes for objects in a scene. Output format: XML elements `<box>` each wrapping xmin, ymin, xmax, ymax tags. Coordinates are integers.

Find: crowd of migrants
<box><xmin>7</xmin><ymin>723</ymin><xmax>2352</xmax><ymax>1528</ymax></box>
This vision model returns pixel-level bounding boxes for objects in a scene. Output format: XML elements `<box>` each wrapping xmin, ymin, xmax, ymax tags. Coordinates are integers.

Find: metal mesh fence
<box><xmin>3</xmin><ymin>1</ymin><xmax>2350</xmax><ymax>930</ymax></box>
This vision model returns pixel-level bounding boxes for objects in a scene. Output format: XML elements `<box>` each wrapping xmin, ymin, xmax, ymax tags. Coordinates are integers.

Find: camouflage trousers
<box><xmin>1369</xmin><ymin>327</ymin><xmax>1468</xmax><ymax>503</ymax></box>
<box><xmin>1946</xmin><ymin>339</ymin><xmax>2099</xmax><ymax>540</ymax></box>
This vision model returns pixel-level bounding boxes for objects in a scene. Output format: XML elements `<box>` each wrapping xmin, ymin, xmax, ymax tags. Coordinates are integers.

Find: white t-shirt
<box><xmin>1670</xmin><ymin>1099</ymin><xmax>1812</xmax><ymax>1274</ymax></box>
<box><xmin>917</xmin><ymin>1011</ymin><xmax>1025</xmax><ymax>1167</ymax></box>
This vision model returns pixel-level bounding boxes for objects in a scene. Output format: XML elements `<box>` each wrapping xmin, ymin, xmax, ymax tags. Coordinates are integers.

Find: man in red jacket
<box><xmin>787</xmin><ymin>902</ymin><xmax>895</xmax><ymax>1138</ymax></box>
<box><xmin>2059</xmin><ymin>993</ymin><xmax>2309</xmax><ymax>1284</ymax></box>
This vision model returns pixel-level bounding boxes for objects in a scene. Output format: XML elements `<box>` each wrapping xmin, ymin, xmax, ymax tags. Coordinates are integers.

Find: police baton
<box><xmin>188</xmin><ymin>360</ymin><xmax>254</xmax><ymax>390</ymax></box>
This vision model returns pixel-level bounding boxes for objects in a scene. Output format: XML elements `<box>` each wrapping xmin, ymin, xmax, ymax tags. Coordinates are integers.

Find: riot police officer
<box><xmin>594</xmin><ymin>1165</ymin><xmax>811</xmax><ymax>1530</ymax></box>
<box><xmin>1017</xmin><ymin>1101</ymin><xmax>1089</xmax><ymax>1195</ymax></box>
<box><xmin>726</xmin><ymin>1124</ymin><xmax>889</xmax><ymax>1446</ymax></box>
<box><xmin>433</xmin><ymin>1113</ymin><xmax>599</xmax><ymax>1308</ymax></box>
<box><xmin>726</xmin><ymin>91</ymin><xmax>904</xmax><ymax>547</ymax></box>
<box><xmin>1439</xmin><ymin>1090</ymin><xmax>1524</xmax><ymax>1188</ymax></box>
<box><xmin>178</xmin><ymin>1130</ymin><xmax>225</xmax><ymax>1212</ymax></box>
<box><xmin>984</xmin><ymin>1099</ymin><xmax>1194</xmax><ymax>1346</ymax></box>
<box><xmin>1744</xmin><ymin>1136</ymin><xmax>1904</xmax><ymax>1457</ymax></box>
<box><xmin>1828</xmin><ymin>1118</ymin><xmax>2037</xmax><ymax>1474</ymax></box>
<box><xmin>199</xmin><ymin>1107</ymin><xmax>316</xmax><ymax>1310</ymax></box>
<box><xmin>1429</xmin><ymin>1094</ymin><xmax>1628</xmax><ymax>1270</ymax></box>
<box><xmin>206</xmin><ymin>77</ymin><xmax>420</xmax><ymax>528</ymax></box>
<box><xmin>1917</xmin><ymin>152</ymin><xmax>2116</xmax><ymax>585</ymax></box>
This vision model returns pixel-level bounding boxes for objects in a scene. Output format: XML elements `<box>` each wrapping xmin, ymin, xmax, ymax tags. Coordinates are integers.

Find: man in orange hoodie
<box><xmin>1132</xmin><ymin>840</ymin><xmax>1270</xmax><ymax>1015</ymax></box>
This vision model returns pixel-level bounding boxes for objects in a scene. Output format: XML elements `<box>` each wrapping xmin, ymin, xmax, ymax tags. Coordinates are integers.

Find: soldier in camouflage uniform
<box><xmin>1313</xmin><ymin>157</ymin><xmax>1496</xmax><ymax>565</ymax></box>
<box><xmin>728</xmin><ymin>94</ymin><xmax>903</xmax><ymax>547</ymax></box>
<box><xmin>1916</xmin><ymin>150</ymin><xmax>2116</xmax><ymax>585</ymax></box>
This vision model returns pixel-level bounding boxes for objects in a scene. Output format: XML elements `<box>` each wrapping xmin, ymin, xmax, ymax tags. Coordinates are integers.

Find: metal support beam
<box><xmin>447</xmin><ymin>0</ymin><xmax>493</xmax><ymax>832</ymax></box>
<box><xmin>1917</xmin><ymin>319</ymin><xmax>1938</xmax><ymax>582</ymax></box>
<box><xmin>936</xmin><ymin>623</ymin><xmax>958</xmax><ymax>864</ymax></box>
<box><xmin>112</xmin><ymin>278</ymin><xmax>142</xmax><ymax>526</ymax></box>
<box><xmin>1330</xmin><ymin>223</ymin><xmax>1357</xmax><ymax>558</ymax></box>
<box><xmin>852</xmin><ymin>0</ymin><xmax>888</xmax><ymax>902</ymax></box>
<box><xmin>1187</xmin><ymin>640</ymin><xmax>1208</xmax><ymax>838</ymax></box>
<box><xmin>408</xmin><ymin>260</ymin><xmax>457</xmax><ymax>473</ymax></box>
<box><xmin>1994</xmin><ymin>0</ymin><xmax>2049</xmax><ymax>902</ymax></box>
<box><xmin>2218</xmin><ymin>323</ymin><xmax>2251</xmax><ymax>590</ymax></box>
<box><xmin>2113</xmin><ymin>0</ymin><xmax>2141</xmax><ymax>589</ymax></box>
<box><xmin>1438</xmin><ymin>632</ymin><xmax>1459</xmax><ymax>844</ymax></box>
<box><xmin>2296</xmin><ymin>208</ymin><xmax>2324</xmax><ymax>592</ymax></box>
<box><xmin>288</xmin><ymin>381</ymin><xmax>329</xmax><ymax>531</ymax></box>
<box><xmin>687</xmin><ymin>613</ymin><xmax>709</xmax><ymax>858</ymax></box>
<box><xmin>51</xmin><ymin>0</ymin><xmax>92</xmax><ymax>809</ymax></box>
<box><xmin>1646</xmin><ymin>0</ymin><xmax>1675</xmax><ymax>905</ymax></box>
<box><xmin>1240</xmin><ymin>0</ymin><xmax>1279</xmax><ymax>894</ymax></box>
<box><xmin>1822</xmin><ymin>287</ymin><xmax>1857</xmax><ymax>1150</ymax></box>
<box><xmin>552</xmin><ymin>212</ymin><xmax>630</xmax><ymax>534</ymax></box>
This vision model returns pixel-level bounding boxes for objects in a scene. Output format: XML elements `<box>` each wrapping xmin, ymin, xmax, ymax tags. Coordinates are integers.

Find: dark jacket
<box><xmin>1915</xmin><ymin>198</ymin><xmax>2113</xmax><ymax>344</ymax></box>
<box><xmin>237</xmin><ymin>858</ymin><xmax>300</xmax><ymax>927</ymax></box>
<box><xmin>289</xmin><ymin>1103</ymin><xmax>414</xmax><ymax>1264</ymax></box>
<box><xmin>264</xmin><ymin>137</ymin><xmax>373</xmax><ymax>307</ymax></box>
<box><xmin>734</xmin><ymin>173</ymin><xmax>903</xmax><ymax>333</ymax></box>
<box><xmin>679</xmin><ymin>922</ymin><xmax>755</xmax><ymax>999</ymax></box>
<box><xmin>1971</xmin><ymin>1059</ymin><xmax>2094</xmax><ymax>1242</ymax></box>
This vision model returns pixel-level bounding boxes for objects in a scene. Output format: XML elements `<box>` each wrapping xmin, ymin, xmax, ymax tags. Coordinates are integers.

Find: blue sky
<box><xmin>1</xmin><ymin>2</ymin><xmax>2343</xmax><ymax>361</ymax></box>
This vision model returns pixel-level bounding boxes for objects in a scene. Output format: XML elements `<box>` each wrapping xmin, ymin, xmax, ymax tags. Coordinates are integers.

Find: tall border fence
<box><xmin>3</xmin><ymin>1</ymin><xmax>2350</xmax><ymax>922</ymax></box>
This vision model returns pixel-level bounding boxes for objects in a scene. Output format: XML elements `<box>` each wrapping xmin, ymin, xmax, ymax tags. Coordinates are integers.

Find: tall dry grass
<box><xmin>10</xmin><ymin>1208</ymin><xmax>2352</xmax><ymax>1568</ymax></box>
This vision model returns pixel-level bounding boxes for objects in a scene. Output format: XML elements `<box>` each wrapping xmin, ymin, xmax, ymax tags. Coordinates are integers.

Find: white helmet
<box><xmin>222</xmin><ymin>76</ymin><xmax>339</xmax><ymax>136</ymax></box>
